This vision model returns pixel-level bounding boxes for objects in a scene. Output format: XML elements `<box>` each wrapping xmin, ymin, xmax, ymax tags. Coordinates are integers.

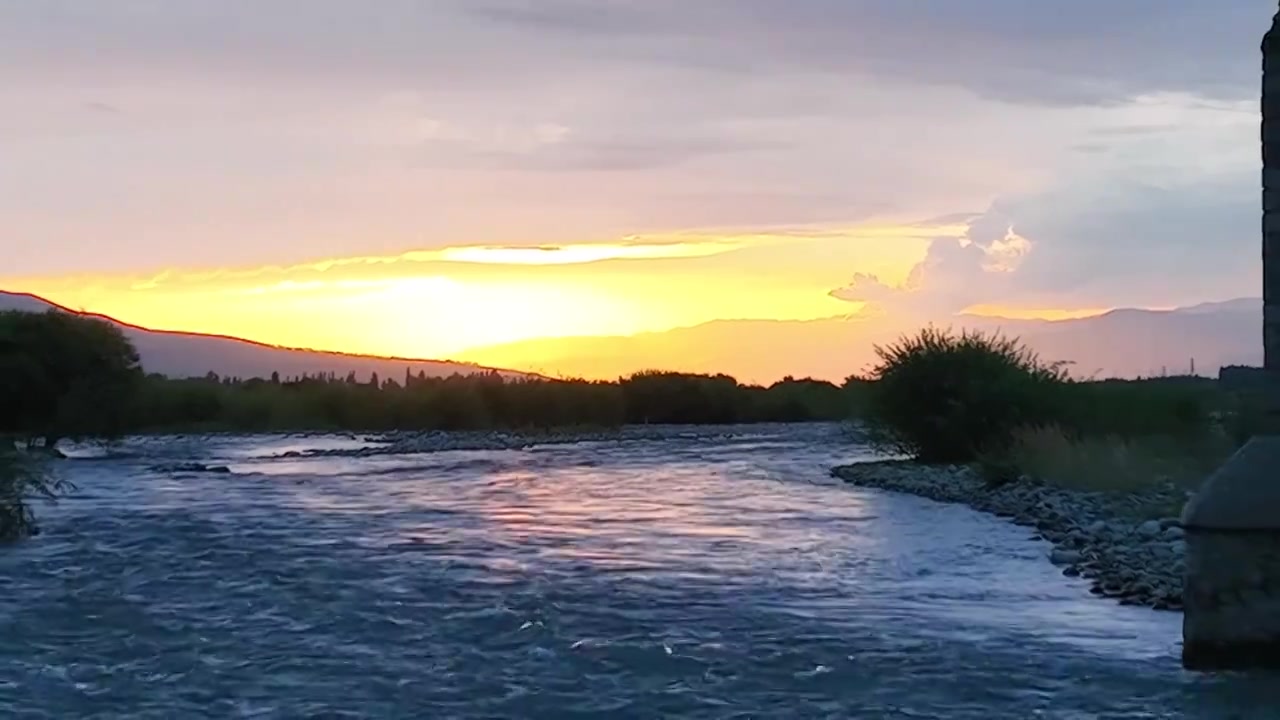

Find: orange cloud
<box><xmin>959</xmin><ymin>305</ymin><xmax>1112</xmax><ymax>321</ymax></box>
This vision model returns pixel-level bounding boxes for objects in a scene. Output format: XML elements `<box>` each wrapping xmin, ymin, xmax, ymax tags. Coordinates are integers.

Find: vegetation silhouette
<box><xmin>0</xmin><ymin>310</ymin><xmax>129</xmax><ymax>540</ymax></box>
<box><xmin>2</xmin><ymin>310</ymin><xmax>858</xmax><ymax>438</ymax></box>
<box><xmin>128</xmin><ymin>368</ymin><xmax>859</xmax><ymax>433</ymax></box>
<box><xmin>1</xmin><ymin>309</ymin><xmax>142</xmax><ymax>449</ymax></box>
<box><xmin>859</xmin><ymin>326</ymin><xmax>1243</xmax><ymax>495</ymax></box>
<box><xmin>860</xmin><ymin>326</ymin><xmax>1069</xmax><ymax>463</ymax></box>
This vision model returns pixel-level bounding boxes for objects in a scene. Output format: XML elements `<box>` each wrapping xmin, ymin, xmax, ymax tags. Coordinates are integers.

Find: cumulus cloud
<box><xmin>830</xmin><ymin>214</ymin><xmax>1031</xmax><ymax>318</ymax></box>
<box><xmin>831</xmin><ymin>164</ymin><xmax>1260</xmax><ymax>319</ymax></box>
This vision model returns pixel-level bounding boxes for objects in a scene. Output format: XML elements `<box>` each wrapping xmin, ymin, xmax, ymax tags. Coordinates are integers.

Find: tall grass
<box><xmin>980</xmin><ymin>425</ymin><xmax>1230</xmax><ymax>493</ymax></box>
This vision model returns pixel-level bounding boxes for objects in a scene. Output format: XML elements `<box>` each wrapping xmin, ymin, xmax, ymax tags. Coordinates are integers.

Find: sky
<box><xmin>0</xmin><ymin>1</ymin><xmax>1273</xmax><ymax>380</ymax></box>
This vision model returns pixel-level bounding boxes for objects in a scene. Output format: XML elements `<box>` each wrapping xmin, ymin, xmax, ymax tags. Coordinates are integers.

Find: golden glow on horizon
<box><xmin>0</xmin><ymin>222</ymin><xmax>1039</xmax><ymax>369</ymax></box>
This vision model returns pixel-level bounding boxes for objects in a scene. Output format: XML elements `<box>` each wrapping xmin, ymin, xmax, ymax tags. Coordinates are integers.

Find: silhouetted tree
<box><xmin>0</xmin><ymin>310</ymin><xmax>142</xmax><ymax>448</ymax></box>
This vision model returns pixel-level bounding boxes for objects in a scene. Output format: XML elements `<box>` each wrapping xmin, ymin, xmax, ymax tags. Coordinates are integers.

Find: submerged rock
<box><xmin>149</xmin><ymin>462</ymin><xmax>232</xmax><ymax>475</ymax></box>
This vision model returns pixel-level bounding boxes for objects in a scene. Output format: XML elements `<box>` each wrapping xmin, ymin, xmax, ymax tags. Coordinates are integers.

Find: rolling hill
<box><xmin>0</xmin><ymin>291</ymin><xmax>532</xmax><ymax>382</ymax></box>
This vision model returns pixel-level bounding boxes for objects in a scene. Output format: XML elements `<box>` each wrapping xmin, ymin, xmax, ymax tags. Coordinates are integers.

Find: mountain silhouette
<box><xmin>455</xmin><ymin>299</ymin><xmax>1262</xmax><ymax>383</ymax></box>
<box><xmin>0</xmin><ymin>291</ymin><xmax>532</xmax><ymax>382</ymax></box>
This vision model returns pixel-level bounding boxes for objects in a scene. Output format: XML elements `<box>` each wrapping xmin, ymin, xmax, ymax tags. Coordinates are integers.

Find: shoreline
<box><xmin>831</xmin><ymin>460</ymin><xmax>1190</xmax><ymax>612</ymax></box>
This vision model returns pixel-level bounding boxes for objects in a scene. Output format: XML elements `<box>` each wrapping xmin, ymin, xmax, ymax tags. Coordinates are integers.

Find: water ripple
<box><xmin>3</xmin><ymin>424</ymin><xmax>1278</xmax><ymax>718</ymax></box>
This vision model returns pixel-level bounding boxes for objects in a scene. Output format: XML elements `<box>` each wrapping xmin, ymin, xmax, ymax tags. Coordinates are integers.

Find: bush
<box><xmin>0</xmin><ymin>450</ymin><xmax>72</xmax><ymax>543</ymax></box>
<box><xmin>863</xmin><ymin>327</ymin><xmax>1067</xmax><ymax>463</ymax></box>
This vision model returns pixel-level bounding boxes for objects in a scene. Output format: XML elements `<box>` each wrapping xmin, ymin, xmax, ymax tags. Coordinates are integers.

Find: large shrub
<box><xmin>863</xmin><ymin>327</ymin><xmax>1067</xmax><ymax>463</ymax></box>
<box><xmin>0</xmin><ymin>310</ymin><xmax>142</xmax><ymax>448</ymax></box>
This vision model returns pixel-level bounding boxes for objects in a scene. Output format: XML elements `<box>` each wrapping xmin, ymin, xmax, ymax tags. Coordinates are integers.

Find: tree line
<box><xmin>131</xmin><ymin>370</ymin><xmax>858</xmax><ymax>433</ymax></box>
<box><xmin>2</xmin><ymin>309</ymin><xmax>861</xmax><ymax>445</ymax></box>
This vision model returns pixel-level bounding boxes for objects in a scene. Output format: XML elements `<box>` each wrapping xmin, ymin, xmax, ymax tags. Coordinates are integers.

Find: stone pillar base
<box><xmin>1183</xmin><ymin>638</ymin><xmax>1280</xmax><ymax>671</ymax></box>
<box><xmin>1181</xmin><ymin>436</ymin><xmax>1280</xmax><ymax>671</ymax></box>
<box><xmin>1182</xmin><ymin>529</ymin><xmax>1280</xmax><ymax>670</ymax></box>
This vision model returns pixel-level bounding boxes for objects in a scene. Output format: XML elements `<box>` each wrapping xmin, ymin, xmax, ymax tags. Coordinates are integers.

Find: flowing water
<box><xmin>1</xmin><ymin>424</ymin><xmax>1277</xmax><ymax>719</ymax></box>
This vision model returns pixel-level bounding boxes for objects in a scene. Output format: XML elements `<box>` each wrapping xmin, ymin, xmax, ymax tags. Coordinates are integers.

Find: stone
<box><xmin>1138</xmin><ymin>520</ymin><xmax>1163</xmax><ymax>539</ymax></box>
<box><xmin>1050</xmin><ymin>549</ymin><xmax>1082</xmax><ymax>566</ymax></box>
<box><xmin>1163</xmin><ymin>526</ymin><xmax>1186</xmax><ymax>541</ymax></box>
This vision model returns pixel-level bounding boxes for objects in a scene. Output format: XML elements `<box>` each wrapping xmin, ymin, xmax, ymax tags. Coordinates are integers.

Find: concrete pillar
<box><xmin>1181</xmin><ymin>3</ymin><xmax>1280</xmax><ymax>671</ymax></box>
<box><xmin>1266</xmin><ymin>4</ymin><xmax>1280</xmax><ymax>390</ymax></box>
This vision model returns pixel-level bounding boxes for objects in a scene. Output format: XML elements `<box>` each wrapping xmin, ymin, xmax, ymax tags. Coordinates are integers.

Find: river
<box><xmin>1</xmin><ymin>424</ymin><xmax>1276</xmax><ymax>718</ymax></box>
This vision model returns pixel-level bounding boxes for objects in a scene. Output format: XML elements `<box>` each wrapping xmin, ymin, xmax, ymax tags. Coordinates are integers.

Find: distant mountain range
<box><xmin>455</xmin><ymin>298</ymin><xmax>1263</xmax><ymax>383</ymax></box>
<box><xmin>0</xmin><ymin>291</ymin><xmax>531</xmax><ymax>382</ymax></box>
<box><xmin>3</xmin><ymin>289</ymin><xmax>1263</xmax><ymax>383</ymax></box>
<box><xmin>963</xmin><ymin>298</ymin><xmax>1260</xmax><ymax>379</ymax></box>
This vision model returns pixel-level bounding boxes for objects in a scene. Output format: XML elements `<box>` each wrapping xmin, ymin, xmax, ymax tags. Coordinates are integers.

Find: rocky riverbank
<box><xmin>280</xmin><ymin>423</ymin><xmax>850</xmax><ymax>459</ymax></box>
<box><xmin>832</xmin><ymin>461</ymin><xmax>1192</xmax><ymax>611</ymax></box>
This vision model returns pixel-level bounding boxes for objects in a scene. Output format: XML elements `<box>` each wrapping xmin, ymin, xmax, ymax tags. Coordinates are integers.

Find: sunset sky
<box><xmin>0</xmin><ymin>1</ymin><xmax>1271</xmax><ymax>380</ymax></box>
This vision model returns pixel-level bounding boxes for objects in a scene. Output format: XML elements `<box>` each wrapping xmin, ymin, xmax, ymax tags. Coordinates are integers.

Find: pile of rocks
<box><xmin>831</xmin><ymin>461</ymin><xmax>1192</xmax><ymax>611</ymax></box>
<box><xmin>288</xmin><ymin>423</ymin><xmax>824</xmax><ymax>459</ymax></box>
